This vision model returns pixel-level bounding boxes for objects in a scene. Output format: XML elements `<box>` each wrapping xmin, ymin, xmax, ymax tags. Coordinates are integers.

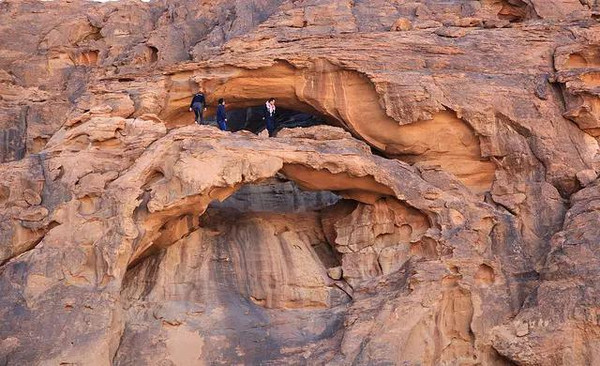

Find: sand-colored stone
<box><xmin>1</xmin><ymin>0</ymin><xmax>600</xmax><ymax>365</ymax></box>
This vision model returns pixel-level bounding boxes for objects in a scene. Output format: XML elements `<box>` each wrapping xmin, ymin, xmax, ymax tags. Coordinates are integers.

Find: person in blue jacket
<box><xmin>216</xmin><ymin>98</ymin><xmax>228</xmax><ymax>131</ymax></box>
<box><xmin>263</xmin><ymin>97</ymin><xmax>276</xmax><ymax>137</ymax></box>
<box><xmin>189</xmin><ymin>90</ymin><xmax>207</xmax><ymax>124</ymax></box>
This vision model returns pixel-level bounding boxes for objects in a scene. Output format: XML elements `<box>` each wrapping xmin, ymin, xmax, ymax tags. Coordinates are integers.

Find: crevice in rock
<box><xmin>110</xmin><ymin>324</ymin><xmax>127</xmax><ymax>366</ymax></box>
<box><xmin>0</xmin><ymin>106</ymin><xmax>28</xmax><ymax>163</ymax></box>
<box><xmin>489</xmin><ymin>346</ymin><xmax>520</xmax><ymax>366</ymax></box>
<box><xmin>148</xmin><ymin>46</ymin><xmax>158</xmax><ymax>64</ymax></box>
<box><xmin>0</xmin><ymin>220</ymin><xmax>60</xmax><ymax>268</ymax></box>
<box><xmin>497</xmin><ymin>0</ymin><xmax>531</xmax><ymax>22</ymax></box>
<box><xmin>74</xmin><ymin>50</ymin><xmax>99</xmax><ymax>66</ymax></box>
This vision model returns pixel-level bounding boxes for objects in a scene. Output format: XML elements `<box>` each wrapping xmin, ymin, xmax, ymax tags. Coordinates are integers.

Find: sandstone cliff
<box><xmin>1</xmin><ymin>0</ymin><xmax>600</xmax><ymax>365</ymax></box>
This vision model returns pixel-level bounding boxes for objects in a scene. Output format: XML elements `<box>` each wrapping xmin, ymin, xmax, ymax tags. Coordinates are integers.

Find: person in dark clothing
<box><xmin>263</xmin><ymin>97</ymin><xmax>276</xmax><ymax>137</ymax></box>
<box><xmin>216</xmin><ymin>98</ymin><xmax>227</xmax><ymax>131</ymax></box>
<box><xmin>189</xmin><ymin>91</ymin><xmax>207</xmax><ymax>124</ymax></box>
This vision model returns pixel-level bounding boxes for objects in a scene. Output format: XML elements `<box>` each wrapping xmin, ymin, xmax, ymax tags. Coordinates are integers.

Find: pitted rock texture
<box><xmin>1</xmin><ymin>0</ymin><xmax>600</xmax><ymax>365</ymax></box>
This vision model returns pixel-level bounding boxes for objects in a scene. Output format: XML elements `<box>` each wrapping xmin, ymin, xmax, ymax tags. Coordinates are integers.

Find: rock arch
<box><xmin>116</xmin><ymin>124</ymin><xmax>425</xmax><ymax>267</ymax></box>
<box><xmin>0</xmin><ymin>115</ymin><xmax>521</xmax><ymax>365</ymax></box>
<box><xmin>159</xmin><ymin>60</ymin><xmax>495</xmax><ymax>193</ymax></box>
<box><xmin>105</xmin><ymin>121</ymin><xmax>497</xmax><ymax>364</ymax></box>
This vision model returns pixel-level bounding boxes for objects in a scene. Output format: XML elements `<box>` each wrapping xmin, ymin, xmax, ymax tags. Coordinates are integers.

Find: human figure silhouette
<box><xmin>189</xmin><ymin>90</ymin><xmax>207</xmax><ymax>124</ymax></box>
<box><xmin>263</xmin><ymin>98</ymin><xmax>276</xmax><ymax>137</ymax></box>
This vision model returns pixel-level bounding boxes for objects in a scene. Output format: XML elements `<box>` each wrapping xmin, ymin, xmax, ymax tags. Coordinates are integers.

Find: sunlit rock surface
<box><xmin>1</xmin><ymin>0</ymin><xmax>600</xmax><ymax>364</ymax></box>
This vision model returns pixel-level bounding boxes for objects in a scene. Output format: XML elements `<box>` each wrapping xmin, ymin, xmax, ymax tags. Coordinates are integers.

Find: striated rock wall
<box><xmin>1</xmin><ymin>0</ymin><xmax>600</xmax><ymax>365</ymax></box>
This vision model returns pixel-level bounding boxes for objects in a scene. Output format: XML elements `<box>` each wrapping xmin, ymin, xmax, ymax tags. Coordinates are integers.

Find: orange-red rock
<box><xmin>1</xmin><ymin>0</ymin><xmax>600</xmax><ymax>364</ymax></box>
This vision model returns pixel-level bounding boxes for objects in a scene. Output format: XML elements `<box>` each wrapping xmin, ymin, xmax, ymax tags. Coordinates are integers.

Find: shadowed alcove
<box><xmin>220</xmin><ymin>105</ymin><xmax>327</xmax><ymax>134</ymax></box>
<box><xmin>158</xmin><ymin>60</ymin><xmax>496</xmax><ymax>193</ymax></box>
<box><xmin>116</xmin><ymin>142</ymin><xmax>434</xmax><ymax>364</ymax></box>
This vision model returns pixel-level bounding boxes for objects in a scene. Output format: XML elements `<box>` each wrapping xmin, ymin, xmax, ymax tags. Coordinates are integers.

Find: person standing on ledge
<box><xmin>263</xmin><ymin>97</ymin><xmax>276</xmax><ymax>137</ymax></box>
<box><xmin>189</xmin><ymin>90</ymin><xmax>207</xmax><ymax>124</ymax></box>
<box><xmin>216</xmin><ymin>98</ymin><xmax>228</xmax><ymax>131</ymax></box>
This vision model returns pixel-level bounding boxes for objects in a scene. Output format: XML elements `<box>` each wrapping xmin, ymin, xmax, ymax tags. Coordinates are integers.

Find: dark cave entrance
<box><xmin>202</xmin><ymin>175</ymin><xmax>350</xmax><ymax>307</ymax></box>
<box><xmin>208</xmin><ymin>105</ymin><xmax>328</xmax><ymax>134</ymax></box>
<box><xmin>208</xmin><ymin>174</ymin><xmax>341</xmax><ymax>213</ymax></box>
<box><xmin>204</xmin><ymin>175</ymin><xmax>348</xmax><ymax>296</ymax></box>
<box><xmin>119</xmin><ymin>178</ymin><xmax>356</xmax><ymax>364</ymax></box>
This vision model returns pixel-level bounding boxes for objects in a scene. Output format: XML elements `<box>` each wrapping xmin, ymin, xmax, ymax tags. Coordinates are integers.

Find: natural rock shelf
<box><xmin>1</xmin><ymin>0</ymin><xmax>600</xmax><ymax>365</ymax></box>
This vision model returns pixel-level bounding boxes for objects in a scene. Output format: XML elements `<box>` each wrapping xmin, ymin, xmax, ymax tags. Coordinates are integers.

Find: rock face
<box><xmin>1</xmin><ymin>0</ymin><xmax>600</xmax><ymax>365</ymax></box>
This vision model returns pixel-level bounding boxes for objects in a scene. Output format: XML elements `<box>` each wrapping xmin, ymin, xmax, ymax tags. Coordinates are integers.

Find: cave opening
<box><xmin>496</xmin><ymin>0</ymin><xmax>531</xmax><ymax>22</ymax></box>
<box><xmin>159</xmin><ymin>60</ymin><xmax>358</xmax><ymax>134</ymax></box>
<box><xmin>124</xmin><ymin>175</ymin><xmax>354</xmax><ymax>309</ymax></box>
<box><xmin>207</xmin><ymin>105</ymin><xmax>328</xmax><ymax>134</ymax></box>
<box><xmin>119</xmin><ymin>177</ymin><xmax>358</xmax><ymax>363</ymax></box>
<box><xmin>201</xmin><ymin>175</ymin><xmax>350</xmax><ymax>308</ymax></box>
<box><xmin>117</xmin><ymin>147</ymin><xmax>436</xmax><ymax>363</ymax></box>
<box><xmin>208</xmin><ymin>174</ymin><xmax>341</xmax><ymax>213</ymax></box>
<box><xmin>158</xmin><ymin>60</ymin><xmax>497</xmax><ymax>194</ymax></box>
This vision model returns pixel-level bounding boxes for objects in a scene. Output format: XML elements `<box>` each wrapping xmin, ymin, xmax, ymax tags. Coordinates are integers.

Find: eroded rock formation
<box><xmin>1</xmin><ymin>0</ymin><xmax>600</xmax><ymax>365</ymax></box>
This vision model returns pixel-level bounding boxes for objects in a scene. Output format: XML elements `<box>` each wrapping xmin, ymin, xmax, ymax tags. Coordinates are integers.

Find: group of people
<box><xmin>189</xmin><ymin>91</ymin><xmax>278</xmax><ymax>137</ymax></box>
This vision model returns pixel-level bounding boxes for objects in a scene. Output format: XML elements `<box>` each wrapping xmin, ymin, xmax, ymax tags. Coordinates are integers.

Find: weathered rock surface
<box><xmin>0</xmin><ymin>117</ymin><xmax>508</xmax><ymax>364</ymax></box>
<box><xmin>492</xmin><ymin>179</ymin><xmax>600</xmax><ymax>365</ymax></box>
<box><xmin>1</xmin><ymin>0</ymin><xmax>600</xmax><ymax>365</ymax></box>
